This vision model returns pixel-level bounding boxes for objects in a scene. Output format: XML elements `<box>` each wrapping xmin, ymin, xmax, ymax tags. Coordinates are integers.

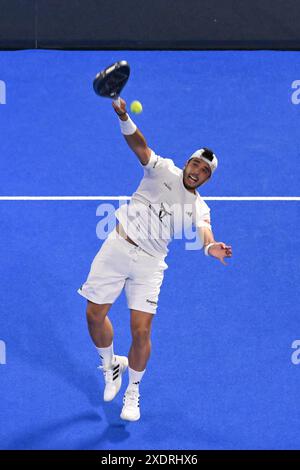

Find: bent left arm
<box><xmin>198</xmin><ymin>226</ymin><xmax>232</xmax><ymax>266</ymax></box>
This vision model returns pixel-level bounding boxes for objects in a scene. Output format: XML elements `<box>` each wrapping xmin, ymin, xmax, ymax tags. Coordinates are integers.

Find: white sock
<box><xmin>128</xmin><ymin>367</ymin><xmax>145</xmax><ymax>389</ymax></box>
<box><xmin>96</xmin><ymin>343</ymin><xmax>114</xmax><ymax>367</ymax></box>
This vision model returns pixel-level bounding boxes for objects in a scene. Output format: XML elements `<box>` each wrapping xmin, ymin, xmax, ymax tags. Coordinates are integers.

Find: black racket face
<box><xmin>93</xmin><ymin>61</ymin><xmax>130</xmax><ymax>98</ymax></box>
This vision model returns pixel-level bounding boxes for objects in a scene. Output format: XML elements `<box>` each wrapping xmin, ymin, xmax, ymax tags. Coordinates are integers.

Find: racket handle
<box><xmin>113</xmin><ymin>96</ymin><xmax>121</xmax><ymax>107</ymax></box>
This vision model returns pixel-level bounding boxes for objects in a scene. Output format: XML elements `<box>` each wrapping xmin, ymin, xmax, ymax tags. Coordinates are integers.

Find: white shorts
<box><xmin>78</xmin><ymin>229</ymin><xmax>168</xmax><ymax>314</ymax></box>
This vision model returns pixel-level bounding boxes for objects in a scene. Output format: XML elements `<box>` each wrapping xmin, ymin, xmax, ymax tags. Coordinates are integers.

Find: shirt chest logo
<box><xmin>159</xmin><ymin>203</ymin><xmax>172</xmax><ymax>222</ymax></box>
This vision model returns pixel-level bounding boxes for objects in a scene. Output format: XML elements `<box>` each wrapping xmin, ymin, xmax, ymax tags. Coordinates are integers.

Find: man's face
<box><xmin>182</xmin><ymin>158</ymin><xmax>211</xmax><ymax>191</ymax></box>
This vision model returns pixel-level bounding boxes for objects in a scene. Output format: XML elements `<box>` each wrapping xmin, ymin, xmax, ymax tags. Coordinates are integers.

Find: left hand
<box><xmin>208</xmin><ymin>242</ymin><xmax>232</xmax><ymax>265</ymax></box>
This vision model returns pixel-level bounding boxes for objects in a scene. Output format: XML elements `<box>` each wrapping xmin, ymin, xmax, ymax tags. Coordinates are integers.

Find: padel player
<box><xmin>78</xmin><ymin>98</ymin><xmax>232</xmax><ymax>421</ymax></box>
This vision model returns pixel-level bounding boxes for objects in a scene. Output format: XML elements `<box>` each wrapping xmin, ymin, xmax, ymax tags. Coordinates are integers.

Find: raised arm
<box><xmin>112</xmin><ymin>98</ymin><xmax>151</xmax><ymax>166</ymax></box>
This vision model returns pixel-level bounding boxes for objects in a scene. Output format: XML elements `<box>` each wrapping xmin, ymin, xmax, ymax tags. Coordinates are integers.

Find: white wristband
<box><xmin>119</xmin><ymin>115</ymin><xmax>137</xmax><ymax>135</ymax></box>
<box><xmin>204</xmin><ymin>242</ymin><xmax>215</xmax><ymax>256</ymax></box>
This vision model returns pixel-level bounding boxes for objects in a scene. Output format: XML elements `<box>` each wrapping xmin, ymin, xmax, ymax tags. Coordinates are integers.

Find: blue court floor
<box><xmin>0</xmin><ymin>50</ymin><xmax>300</xmax><ymax>449</ymax></box>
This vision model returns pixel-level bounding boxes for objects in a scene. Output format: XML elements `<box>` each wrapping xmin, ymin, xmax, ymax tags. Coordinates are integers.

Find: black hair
<box><xmin>201</xmin><ymin>148</ymin><xmax>214</xmax><ymax>162</ymax></box>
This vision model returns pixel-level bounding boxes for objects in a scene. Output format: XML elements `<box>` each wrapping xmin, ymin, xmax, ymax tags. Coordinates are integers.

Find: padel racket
<box><xmin>93</xmin><ymin>61</ymin><xmax>130</xmax><ymax>106</ymax></box>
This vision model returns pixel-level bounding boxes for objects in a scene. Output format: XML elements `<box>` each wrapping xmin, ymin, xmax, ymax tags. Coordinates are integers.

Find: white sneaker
<box><xmin>120</xmin><ymin>386</ymin><xmax>141</xmax><ymax>421</ymax></box>
<box><xmin>99</xmin><ymin>355</ymin><xmax>128</xmax><ymax>402</ymax></box>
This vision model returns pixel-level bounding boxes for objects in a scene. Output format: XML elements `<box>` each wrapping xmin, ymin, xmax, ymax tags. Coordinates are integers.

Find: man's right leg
<box><xmin>86</xmin><ymin>300</ymin><xmax>113</xmax><ymax>349</ymax></box>
<box><xmin>86</xmin><ymin>300</ymin><xmax>128</xmax><ymax>402</ymax></box>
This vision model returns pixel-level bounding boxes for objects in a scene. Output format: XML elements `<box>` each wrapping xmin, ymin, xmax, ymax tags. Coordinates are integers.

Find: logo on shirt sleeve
<box><xmin>153</xmin><ymin>156</ymin><xmax>159</xmax><ymax>168</ymax></box>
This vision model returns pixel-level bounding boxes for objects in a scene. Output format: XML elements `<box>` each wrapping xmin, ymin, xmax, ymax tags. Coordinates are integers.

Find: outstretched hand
<box><xmin>208</xmin><ymin>242</ymin><xmax>232</xmax><ymax>265</ymax></box>
<box><xmin>112</xmin><ymin>98</ymin><xmax>127</xmax><ymax>117</ymax></box>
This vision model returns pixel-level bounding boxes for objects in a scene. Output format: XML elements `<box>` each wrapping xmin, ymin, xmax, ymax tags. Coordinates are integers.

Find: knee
<box><xmin>132</xmin><ymin>327</ymin><xmax>151</xmax><ymax>346</ymax></box>
<box><xmin>86</xmin><ymin>302</ymin><xmax>109</xmax><ymax>324</ymax></box>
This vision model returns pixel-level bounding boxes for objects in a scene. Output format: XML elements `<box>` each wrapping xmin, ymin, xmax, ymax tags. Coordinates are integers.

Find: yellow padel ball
<box><xmin>130</xmin><ymin>100</ymin><xmax>143</xmax><ymax>114</ymax></box>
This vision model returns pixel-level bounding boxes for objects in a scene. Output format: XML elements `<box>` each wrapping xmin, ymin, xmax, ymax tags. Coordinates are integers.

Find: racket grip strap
<box><xmin>113</xmin><ymin>97</ymin><xmax>121</xmax><ymax>107</ymax></box>
<box><xmin>119</xmin><ymin>116</ymin><xmax>137</xmax><ymax>135</ymax></box>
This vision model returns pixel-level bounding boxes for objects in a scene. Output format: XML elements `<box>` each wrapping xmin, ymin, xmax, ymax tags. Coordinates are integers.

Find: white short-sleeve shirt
<box><xmin>115</xmin><ymin>150</ymin><xmax>212</xmax><ymax>258</ymax></box>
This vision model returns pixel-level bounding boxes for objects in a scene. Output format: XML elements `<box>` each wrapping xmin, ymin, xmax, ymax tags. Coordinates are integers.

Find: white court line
<box><xmin>204</xmin><ymin>197</ymin><xmax>300</xmax><ymax>201</ymax></box>
<box><xmin>0</xmin><ymin>196</ymin><xmax>300</xmax><ymax>201</ymax></box>
<box><xmin>0</xmin><ymin>196</ymin><xmax>131</xmax><ymax>201</ymax></box>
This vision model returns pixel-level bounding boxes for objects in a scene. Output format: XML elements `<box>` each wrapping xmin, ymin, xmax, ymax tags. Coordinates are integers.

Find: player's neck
<box><xmin>182</xmin><ymin>180</ymin><xmax>196</xmax><ymax>194</ymax></box>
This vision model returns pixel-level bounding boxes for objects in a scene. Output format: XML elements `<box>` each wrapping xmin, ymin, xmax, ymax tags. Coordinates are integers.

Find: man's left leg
<box><xmin>120</xmin><ymin>309</ymin><xmax>154</xmax><ymax>421</ymax></box>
